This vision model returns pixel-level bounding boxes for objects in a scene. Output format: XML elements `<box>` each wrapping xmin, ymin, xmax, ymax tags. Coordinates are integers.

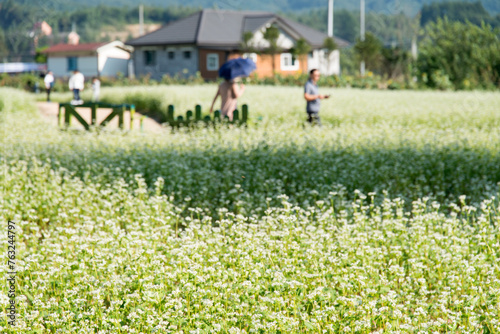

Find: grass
<box><xmin>2</xmin><ymin>86</ymin><xmax>500</xmax><ymax>333</ymax></box>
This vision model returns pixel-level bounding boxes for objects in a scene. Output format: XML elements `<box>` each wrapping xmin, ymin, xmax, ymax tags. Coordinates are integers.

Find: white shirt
<box><xmin>92</xmin><ymin>79</ymin><xmax>100</xmax><ymax>93</ymax></box>
<box><xmin>44</xmin><ymin>73</ymin><xmax>54</xmax><ymax>89</ymax></box>
<box><xmin>69</xmin><ymin>72</ymin><xmax>85</xmax><ymax>90</ymax></box>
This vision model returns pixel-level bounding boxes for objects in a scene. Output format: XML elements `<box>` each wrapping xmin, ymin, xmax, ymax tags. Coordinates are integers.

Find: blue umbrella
<box><xmin>218</xmin><ymin>57</ymin><xmax>256</xmax><ymax>80</ymax></box>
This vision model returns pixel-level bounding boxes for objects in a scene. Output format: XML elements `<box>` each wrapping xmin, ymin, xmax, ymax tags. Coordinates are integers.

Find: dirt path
<box><xmin>37</xmin><ymin>102</ymin><xmax>164</xmax><ymax>133</ymax></box>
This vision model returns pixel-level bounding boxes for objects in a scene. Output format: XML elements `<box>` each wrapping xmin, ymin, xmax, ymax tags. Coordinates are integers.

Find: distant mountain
<box><xmin>10</xmin><ymin>0</ymin><xmax>500</xmax><ymax>15</ymax></box>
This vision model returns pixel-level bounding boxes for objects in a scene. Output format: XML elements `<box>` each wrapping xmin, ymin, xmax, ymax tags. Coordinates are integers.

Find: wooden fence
<box><xmin>166</xmin><ymin>104</ymin><xmax>248</xmax><ymax>128</ymax></box>
<box><xmin>58</xmin><ymin>102</ymin><xmax>249</xmax><ymax>131</ymax></box>
<box><xmin>58</xmin><ymin>102</ymin><xmax>136</xmax><ymax>130</ymax></box>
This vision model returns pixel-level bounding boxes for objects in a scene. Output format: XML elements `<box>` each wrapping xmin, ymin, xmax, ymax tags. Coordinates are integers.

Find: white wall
<box><xmin>308</xmin><ymin>49</ymin><xmax>340</xmax><ymax>76</ymax></box>
<box><xmin>249</xmin><ymin>28</ymin><xmax>295</xmax><ymax>50</ymax></box>
<box><xmin>100</xmin><ymin>58</ymin><xmax>129</xmax><ymax>77</ymax></box>
<box><xmin>97</xmin><ymin>45</ymin><xmax>130</xmax><ymax>60</ymax></box>
<box><xmin>97</xmin><ymin>45</ymin><xmax>131</xmax><ymax>75</ymax></box>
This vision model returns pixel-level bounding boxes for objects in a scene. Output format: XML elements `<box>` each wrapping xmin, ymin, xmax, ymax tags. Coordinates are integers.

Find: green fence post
<box><xmin>214</xmin><ymin>110</ymin><xmax>221</xmax><ymax>122</ymax></box>
<box><xmin>140</xmin><ymin>115</ymin><xmax>145</xmax><ymax>132</ymax></box>
<box><xmin>58</xmin><ymin>104</ymin><xmax>63</xmax><ymax>127</ymax></box>
<box><xmin>186</xmin><ymin>110</ymin><xmax>193</xmax><ymax>123</ymax></box>
<box><xmin>195</xmin><ymin>105</ymin><xmax>202</xmax><ymax>121</ymax></box>
<box><xmin>64</xmin><ymin>106</ymin><xmax>71</xmax><ymax>127</ymax></box>
<box><xmin>233</xmin><ymin>109</ymin><xmax>239</xmax><ymax>123</ymax></box>
<box><xmin>91</xmin><ymin>103</ymin><xmax>97</xmax><ymax>126</ymax></box>
<box><xmin>167</xmin><ymin>105</ymin><xmax>175</xmax><ymax>126</ymax></box>
<box><xmin>130</xmin><ymin>104</ymin><xmax>135</xmax><ymax>130</ymax></box>
<box><xmin>242</xmin><ymin>104</ymin><xmax>248</xmax><ymax>124</ymax></box>
<box><xmin>118</xmin><ymin>105</ymin><xmax>125</xmax><ymax>129</ymax></box>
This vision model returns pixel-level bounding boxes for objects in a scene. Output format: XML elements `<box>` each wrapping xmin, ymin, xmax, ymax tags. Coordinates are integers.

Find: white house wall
<box><xmin>100</xmin><ymin>58</ymin><xmax>129</xmax><ymax>77</ymax></box>
<box><xmin>133</xmin><ymin>46</ymin><xmax>198</xmax><ymax>80</ymax></box>
<box><xmin>249</xmin><ymin>28</ymin><xmax>296</xmax><ymax>50</ymax></box>
<box><xmin>97</xmin><ymin>45</ymin><xmax>131</xmax><ymax>76</ymax></box>
<box><xmin>308</xmin><ymin>49</ymin><xmax>340</xmax><ymax>76</ymax></box>
<box><xmin>97</xmin><ymin>45</ymin><xmax>131</xmax><ymax>60</ymax></box>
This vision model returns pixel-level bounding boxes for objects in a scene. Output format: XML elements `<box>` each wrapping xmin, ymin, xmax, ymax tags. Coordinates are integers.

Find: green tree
<box><xmin>34</xmin><ymin>46</ymin><xmax>48</xmax><ymax>63</ymax></box>
<box><xmin>354</xmin><ymin>32</ymin><xmax>382</xmax><ymax>73</ymax></box>
<box><xmin>0</xmin><ymin>28</ymin><xmax>8</xmax><ymax>61</ymax></box>
<box><xmin>340</xmin><ymin>47</ymin><xmax>356</xmax><ymax>75</ymax></box>
<box><xmin>417</xmin><ymin>18</ymin><xmax>500</xmax><ymax>89</ymax></box>
<box><xmin>323</xmin><ymin>36</ymin><xmax>338</xmax><ymax>55</ymax></box>
<box><xmin>421</xmin><ymin>1</ymin><xmax>494</xmax><ymax>27</ymax></box>
<box><xmin>381</xmin><ymin>46</ymin><xmax>409</xmax><ymax>79</ymax></box>
<box><xmin>263</xmin><ymin>24</ymin><xmax>281</xmax><ymax>75</ymax></box>
<box><xmin>323</xmin><ymin>36</ymin><xmax>338</xmax><ymax>74</ymax></box>
<box><xmin>241</xmin><ymin>31</ymin><xmax>255</xmax><ymax>53</ymax></box>
<box><xmin>291</xmin><ymin>38</ymin><xmax>311</xmax><ymax>73</ymax></box>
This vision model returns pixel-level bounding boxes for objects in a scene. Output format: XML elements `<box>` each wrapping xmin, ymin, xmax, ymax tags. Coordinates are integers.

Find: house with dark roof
<box><xmin>43</xmin><ymin>41</ymin><xmax>133</xmax><ymax>78</ymax></box>
<box><xmin>126</xmin><ymin>9</ymin><xmax>349</xmax><ymax>80</ymax></box>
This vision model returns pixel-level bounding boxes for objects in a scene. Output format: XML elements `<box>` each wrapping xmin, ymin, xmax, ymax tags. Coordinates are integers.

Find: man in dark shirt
<box><xmin>304</xmin><ymin>69</ymin><xmax>330</xmax><ymax>125</ymax></box>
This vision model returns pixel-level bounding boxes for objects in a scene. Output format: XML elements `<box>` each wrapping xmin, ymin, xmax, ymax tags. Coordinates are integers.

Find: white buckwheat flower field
<box><xmin>1</xmin><ymin>86</ymin><xmax>500</xmax><ymax>333</ymax></box>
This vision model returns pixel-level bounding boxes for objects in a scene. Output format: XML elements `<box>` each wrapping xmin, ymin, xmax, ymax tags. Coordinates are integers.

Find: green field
<box><xmin>2</xmin><ymin>86</ymin><xmax>500</xmax><ymax>333</ymax></box>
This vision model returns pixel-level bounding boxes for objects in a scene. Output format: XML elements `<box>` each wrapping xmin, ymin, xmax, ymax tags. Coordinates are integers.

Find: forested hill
<box><xmin>9</xmin><ymin>0</ymin><xmax>500</xmax><ymax>15</ymax></box>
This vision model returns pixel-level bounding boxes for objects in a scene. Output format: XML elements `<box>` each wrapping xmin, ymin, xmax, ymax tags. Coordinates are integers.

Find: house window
<box><xmin>67</xmin><ymin>57</ymin><xmax>77</xmax><ymax>71</ymax></box>
<box><xmin>168</xmin><ymin>51</ymin><xmax>175</xmax><ymax>60</ymax></box>
<box><xmin>206</xmin><ymin>53</ymin><xmax>219</xmax><ymax>71</ymax></box>
<box><xmin>183</xmin><ymin>51</ymin><xmax>191</xmax><ymax>59</ymax></box>
<box><xmin>280</xmin><ymin>53</ymin><xmax>299</xmax><ymax>71</ymax></box>
<box><xmin>144</xmin><ymin>50</ymin><xmax>156</xmax><ymax>66</ymax></box>
<box><xmin>243</xmin><ymin>53</ymin><xmax>258</xmax><ymax>64</ymax></box>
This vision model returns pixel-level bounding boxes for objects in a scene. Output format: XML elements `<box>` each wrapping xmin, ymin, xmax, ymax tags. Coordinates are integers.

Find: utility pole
<box><xmin>139</xmin><ymin>5</ymin><xmax>144</xmax><ymax>36</ymax></box>
<box><xmin>328</xmin><ymin>0</ymin><xmax>334</xmax><ymax>37</ymax></box>
<box><xmin>360</xmin><ymin>0</ymin><xmax>365</xmax><ymax>76</ymax></box>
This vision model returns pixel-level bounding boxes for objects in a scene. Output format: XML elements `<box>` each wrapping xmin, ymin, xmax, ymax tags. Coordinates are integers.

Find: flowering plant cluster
<box><xmin>1</xmin><ymin>88</ymin><xmax>500</xmax><ymax>333</ymax></box>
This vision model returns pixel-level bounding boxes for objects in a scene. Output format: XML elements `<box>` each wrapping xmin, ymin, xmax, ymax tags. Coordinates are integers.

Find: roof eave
<box><xmin>126</xmin><ymin>41</ymin><xmax>197</xmax><ymax>47</ymax></box>
<box><xmin>43</xmin><ymin>50</ymin><xmax>99</xmax><ymax>55</ymax></box>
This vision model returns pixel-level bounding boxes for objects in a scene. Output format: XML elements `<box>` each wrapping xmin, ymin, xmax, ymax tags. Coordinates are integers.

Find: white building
<box><xmin>43</xmin><ymin>41</ymin><xmax>133</xmax><ymax>78</ymax></box>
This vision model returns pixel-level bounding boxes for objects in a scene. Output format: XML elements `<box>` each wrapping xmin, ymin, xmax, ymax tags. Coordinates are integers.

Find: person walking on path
<box><xmin>44</xmin><ymin>71</ymin><xmax>54</xmax><ymax>102</ymax></box>
<box><xmin>91</xmin><ymin>77</ymin><xmax>100</xmax><ymax>102</ymax></box>
<box><xmin>69</xmin><ymin>69</ymin><xmax>85</xmax><ymax>105</ymax></box>
<box><xmin>304</xmin><ymin>69</ymin><xmax>329</xmax><ymax>125</ymax></box>
<box><xmin>209</xmin><ymin>78</ymin><xmax>245</xmax><ymax>121</ymax></box>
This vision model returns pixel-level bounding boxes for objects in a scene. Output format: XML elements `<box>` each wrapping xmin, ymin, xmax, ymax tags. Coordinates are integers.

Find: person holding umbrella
<box><xmin>209</xmin><ymin>57</ymin><xmax>256</xmax><ymax>121</ymax></box>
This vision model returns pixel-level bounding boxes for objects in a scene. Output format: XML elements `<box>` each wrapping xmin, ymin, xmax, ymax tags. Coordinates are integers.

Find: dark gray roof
<box><xmin>278</xmin><ymin>16</ymin><xmax>350</xmax><ymax>48</ymax></box>
<box><xmin>127</xmin><ymin>12</ymin><xmax>201</xmax><ymax>46</ymax></box>
<box><xmin>197</xmin><ymin>10</ymin><xmax>249</xmax><ymax>46</ymax></box>
<box><xmin>127</xmin><ymin>9</ymin><xmax>349</xmax><ymax>49</ymax></box>
<box><xmin>243</xmin><ymin>15</ymin><xmax>275</xmax><ymax>34</ymax></box>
